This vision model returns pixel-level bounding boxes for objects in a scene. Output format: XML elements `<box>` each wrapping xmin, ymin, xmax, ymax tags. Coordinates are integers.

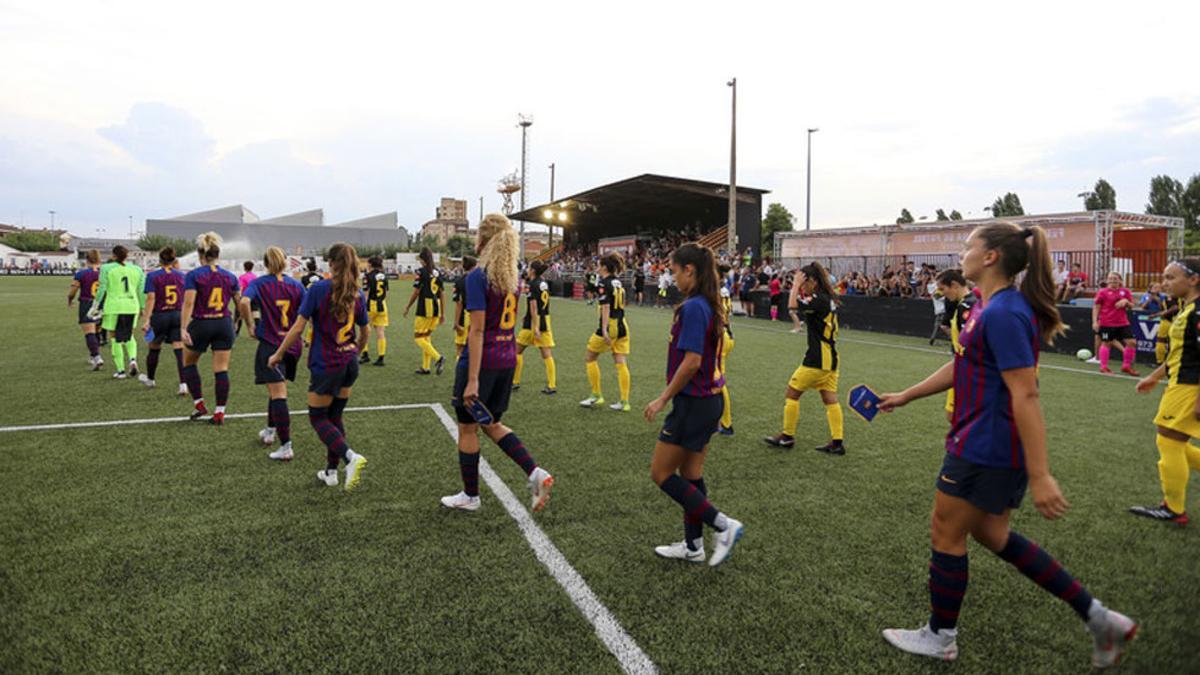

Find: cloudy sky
<box><xmin>1</xmin><ymin>0</ymin><xmax>1197</xmax><ymax>237</ymax></box>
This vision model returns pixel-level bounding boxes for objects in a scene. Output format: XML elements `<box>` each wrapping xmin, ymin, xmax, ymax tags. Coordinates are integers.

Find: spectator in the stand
<box><xmin>739</xmin><ymin>266</ymin><xmax>758</xmax><ymax>317</ymax></box>
<box><xmin>634</xmin><ymin>266</ymin><xmax>646</xmax><ymax>305</ymax></box>
<box><xmin>1053</xmin><ymin>260</ymin><xmax>1070</xmax><ymax>302</ymax></box>
<box><xmin>1137</xmin><ymin>283</ymin><xmax>1165</xmax><ymax>313</ymax></box>
<box><xmin>1064</xmin><ymin>262</ymin><xmax>1088</xmax><ymax>303</ymax></box>
<box><xmin>928</xmin><ymin>274</ymin><xmax>946</xmax><ymax>345</ymax></box>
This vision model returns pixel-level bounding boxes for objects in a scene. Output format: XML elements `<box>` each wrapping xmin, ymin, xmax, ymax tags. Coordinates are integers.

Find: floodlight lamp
<box><xmin>557</xmin><ymin>212</ymin><xmax>567</xmax><ymax>222</ymax></box>
<box><xmin>543</xmin><ymin>210</ymin><xmax>553</xmax><ymax>219</ymax></box>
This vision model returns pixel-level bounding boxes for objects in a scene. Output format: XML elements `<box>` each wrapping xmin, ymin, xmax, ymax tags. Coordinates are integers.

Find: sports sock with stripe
<box><xmin>996</xmin><ymin>531</ymin><xmax>1094</xmax><ymax>621</ymax></box>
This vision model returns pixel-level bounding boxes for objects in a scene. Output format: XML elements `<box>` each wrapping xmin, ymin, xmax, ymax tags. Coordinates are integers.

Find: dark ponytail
<box><xmin>800</xmin><ymin>261</ymin><xmax>836</xmax><ymax>299</ymax></box>
<box><xmin>670</xmin><ymin>243</ymin><xmax>725</xmax><ymax>342</ymax></box>
<box><xmin>974</xmin><ymin>222</ymin><xmax>1065</xmax><ymax>345</ymax></box>
<box><xmin>112</xmin><ymin>245</ymin><xmax>128</xmax><ymax>264</ymax></box>
<box><xmin>159</xmin><ymin>246</ymin><xmax>176</xmax><ymax>266</ymax></box>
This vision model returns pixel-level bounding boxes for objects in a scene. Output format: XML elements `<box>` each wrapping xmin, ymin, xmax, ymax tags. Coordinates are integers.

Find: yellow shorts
<box><xmin>414</xmin><ymin>316</ymin><xmax>440</xmax><ymax>335</ymax></box>
<box><xmin>945</xmin><ymin>388</ymin><xmax>955</xmax><ymax>414</ymax></box>
<box><xmin>787</xmin><ymin>365</ymin><xmax>839</xmax><ymax>392</ymax></box>
<box><xmin>368</xmin><ymin>302</ymin><xmax>389</xmax><ymax>327</ymax></box>
<box><xmin>517</xmin><ymin>328</ymin><xmax>556</xmax><ymax>348</ymax></box>
<box><xmin>1154</xmin><ymin>384</ymin><xmax>1200</xmax><ymax>438</ymax></box>
<box><xmin>587</xmin><ymin>332</ymin><xmax>630</xmax><ymax>355</ymax></box>
<box><xmin>722</xmin><ymin>335</ymin><xmax>734</xmax><ymax>358</ymax></box>
<box><xmin>1157</xmin><ymin>339</ymin><xmax>1168</xmax><ymax>365</ymax></box>
<box><xmin>454</xmin><ymin>325</ymin><xmax>468</xmax><ymax>346</ymax></box>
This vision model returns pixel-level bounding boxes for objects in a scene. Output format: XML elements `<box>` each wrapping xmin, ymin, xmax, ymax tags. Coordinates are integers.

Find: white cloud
<box><xmin>1</xmin><ymin>0</ymin><xmax>1198</xmax><ymax>233</ymax></box>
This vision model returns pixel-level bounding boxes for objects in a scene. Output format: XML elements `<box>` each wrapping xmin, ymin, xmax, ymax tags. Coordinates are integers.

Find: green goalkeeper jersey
<box><xmin>95</xmin><ymin>261</ymin><xmax>145</xmax><ymax>314</ymax></box>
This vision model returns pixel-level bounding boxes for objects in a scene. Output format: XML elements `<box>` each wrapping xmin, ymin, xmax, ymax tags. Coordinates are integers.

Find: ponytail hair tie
<box><xmin>1021</xmin><ymin>228</ymin><xmax>1034</xmax><ymax>239</ymax></box>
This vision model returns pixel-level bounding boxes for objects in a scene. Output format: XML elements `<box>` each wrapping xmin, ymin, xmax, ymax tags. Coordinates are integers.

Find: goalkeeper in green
<box><xmin>91</xmin><ymin>245</ymin><xmax>146</xmax><ymax>379</ymax></box>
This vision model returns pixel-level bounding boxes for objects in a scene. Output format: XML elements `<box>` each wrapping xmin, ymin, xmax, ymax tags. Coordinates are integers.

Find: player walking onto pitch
<box><xmin>67</xmin><ymin>249</ymin><xmax>104</xmax><ymax>370</ymax></box>
<box><xmin>359</xmin><ymin>256</ymin><xmax>389</xmax><ymax>367</ymax></box>
<box><xmin>580</xmin><ymin>252</ymin><xmax>633</xmax><ymax>411</ymax></box>
<box><xmin>235</xmin><ymin>261</ymin><xmax>257</xmax><ymax>336</ymax></box>
<box><xmin>876</xmin><ymin>223</ymin><xmax>1136</xmax><ymax>667</ymax></box>
<box><xmin>763</xmin><ymin>261</ymin><xmax>845</xmax><ymax>455</ymax></box>
<box><xmin>180</xmin><ymin>232</ymin><xmax>240</xmax><ymax>425</ymax></box>
<box><xmin>716</xmin><ymin>263</ymin><xmax>735</xmax><ymax>435</ymax></box>
<box><xmin>644</xmin><ymin>243</ymin><xmax>744</xmax><ymax>566</ymax></box>
<box><xmin>936</xmin><ymin>269</ymin><xmax>973</xmax><ymax>423</ymax></box>
<box><xmin>1093</xmin><ymin>271</ymin><xmax>1139</xmax><ymax>376</ymax></box>
<box><xmin>512</xmin><ymin>259</ymin><xmax>558</xmax><ymax>394</ymax></box>
<box><xmin>139</xmin><ymin>247</ymin><xmax>188</xmax><ymax>395</ymax></box>
<box><xmin>241</xmin><ymin>246</ymin><xmax>306</xmax><ymax>461</ymax></box>
<box><xmin>404</xmin><ymin>247</ymin><xmax>445</xmax><ymax>375</ymax></box>
<box><xmin>1129</xmin><ymin>258</ymin><xmax>1200</xmax><ymax>524</ymax></box>
<box><xmin>452</xmin><ymin>256</ymin><xmax>477</xmax><ymax>360</ymax></box>
<box><xmin>270</xmin><ymin>243</ymin><xmax>369</xmax><ymax>490</ymax></box>
<box><xmin>92</xmin><ymin>245</ymin><xmax>145</xmax><ymax>380</ymax></box>
<box><xmin>441</xmin><ymin>214</ymin><xmax>554</xmax><ymax>513</ymax></box>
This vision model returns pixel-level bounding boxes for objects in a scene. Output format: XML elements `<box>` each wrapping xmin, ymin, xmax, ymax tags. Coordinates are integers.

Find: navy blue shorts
<box><xmin>150</xmin><ymin>311</ymin><xmax>181</xmax><ymax>344</ymax></box>
<box><xmin>935</xmin><ymin>453</ymin><xmax>1028</xmax><ymax>515</ymax></box>
<box><xmin>188</xmin><ymin>317</ymin><xmax>234</xmax><ymax>353</ymax></box>
<box><xmin>659</xmin><ymin>393</ymin><xmax>724</xmax><ymax>452</ymax></box>
<box><xmin>255</xmin><ymin>340</ymin><xmax>297</xmax><ymax>385</ymax></box>
<box><xmin>308</xmin><ymin>359</ymin><xmax>359</xmax><ymax>396</ymax></box>
<box><xmin>452</xmin><ymin>363</ymin><xmax>514</xmax><ymax>425</ymax></box>
<box><xmin>78</xmin><ymin>300</ymin><xmax>98</xmax><ymax>324</ymax></box>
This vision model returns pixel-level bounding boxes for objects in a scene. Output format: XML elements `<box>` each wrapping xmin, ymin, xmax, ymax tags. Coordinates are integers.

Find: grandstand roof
<box><xmin>509</xmin><ymin>173</ymin><xmax>769</xmax><ymax>241</ymax></box>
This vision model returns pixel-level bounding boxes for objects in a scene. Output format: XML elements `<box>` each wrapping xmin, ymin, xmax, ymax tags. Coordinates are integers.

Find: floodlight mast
<box><xmin>726</xmin><ymin>78</ymin><xmax>737</xmax><ymax>260</ymax></box>
<box><xmin>518</xmin><ymin>114</ymin><xmax>533</xmax><ymax>258</ymax></box>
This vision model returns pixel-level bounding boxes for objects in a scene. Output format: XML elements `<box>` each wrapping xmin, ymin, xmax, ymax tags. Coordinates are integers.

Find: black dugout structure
<box><xmin>510</xmin><ymin>173</ymin><xmax>768</xmax><ymax>257</ymax></box>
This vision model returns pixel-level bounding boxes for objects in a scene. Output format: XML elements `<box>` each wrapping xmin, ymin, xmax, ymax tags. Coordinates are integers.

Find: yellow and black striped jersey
<box><xmin>522</xmin><ymin>277</ymin><xmax>552</xmax><ymax>332</ymax></box>
<box><xmin>800</xmin><ymin>292</ymin><xmax>838</xmax><ymax>370</ymax></box>
<box><xmin>719</xmin><ymin>286</ymin><xmax>734</xmax><ymax>338</ymax></box>
<box><xmin>364</xmin><ymin>271</ymin><xmax>388</xmax><ymax>310</ymax></box>
<box><xmin>1165</xmin><ymin>299</ymin><xmax>1200</xmax><ymax>386</ymax></box>
<box><xmin>414</xmin><ymin>267</ymin><xmax>442</xmax><ymax>318</ymax></box>
<box><xmin>944</xmin><ymin>298</ymin><xmax>974</xmax><ymax>357</ymax></box>
<box><xmin>595</xmin><ymin>275</ymin><xmax>628</xmax><ymax>338</ymax></box>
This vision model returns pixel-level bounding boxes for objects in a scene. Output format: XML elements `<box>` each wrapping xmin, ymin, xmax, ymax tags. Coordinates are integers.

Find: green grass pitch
<box><xmin>1</xmin><ymin>276</ymin><xmax>1196</xmax><ymax>673</ymax></box>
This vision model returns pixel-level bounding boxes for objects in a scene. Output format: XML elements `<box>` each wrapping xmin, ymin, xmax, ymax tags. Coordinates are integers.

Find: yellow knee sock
<box><xmin>544</xmin><ymin>356</ymin><xmax>557</xmax><ymax>389</ymax></box>
<box><xmin>720</xmin><ymin>386</ymin><xmax>732</xmax><ymax>428</ymax></box>
<box><xmin>586</xmin><ymin>361</ymin><xmax>602</xmax><ymax>396</ymax></box>
<box><xmin>783</xmin><ymin>399</ymin><xmax>800</xmax><ymax>436</ymax></box>
<box><xmin>1157</xmin><ymin>434</ymin><xmax>1192</xmax><ymax>513</ymax></box>
<box><xmin>427</xmin><ymin>338</ymin><xmax>441</xmax><ymax>363</ymax></box>
<box><xmin>514</xmin><ymin>353</ymin><xmax>524</xmax><ymax>385</ymax></box>
<box><xmin>616</xmin><ymin>362</ymin><xmax>631</xmax><ymax>402</ymax></box>
<box><xmin>416</xmin><ymin>337</ymin><xmax>431</xmax><ymax>370</ymax></box>
<box><xmin>825</xmin><ymin>402</ymin><xmax>844</xmax><ymax>441</ymax></box>
<box><xmin>376</xmin><ymin>336</ymin><xmax>387</xmax><ymax>357</ymax></box>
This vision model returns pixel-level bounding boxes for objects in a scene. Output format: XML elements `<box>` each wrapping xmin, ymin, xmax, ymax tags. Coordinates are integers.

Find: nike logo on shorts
<box><xmin>939</xmin><ymin>474</ymin><xmax>958</xmax><ymax>485</ymax></box>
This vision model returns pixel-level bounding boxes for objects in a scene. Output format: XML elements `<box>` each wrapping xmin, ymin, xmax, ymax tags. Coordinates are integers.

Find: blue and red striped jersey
<box><xmin>144</xmin><ymin>267</ymin><xmax>186</xmax><ymax>313</ymax></box>
<box><xmin>948</xmin><ymin>287</ymin><xmax>1039</xmax><ymax>469</ymax></box>
<box><xmin>462</xmin><ymin>268</ymin><xmax>517</xmax><ymax>369</ymax></box>
<box><xmin>74</xmin><ymin>268</ymin><xmax>100</xmax><ymax>302</ymax></box>
<box><xmin>298</xmin><ymin>279</ymin><xmax>367</xmax><ymax>372</ymax></box>
<box><xmin>244</xmin><ymin>274</ymin><xmax>305</xmax><ymax>354</ymax></box>
<box><xmin>667</xmin><ymin>296</ymin><xmax>725</xmax><ymax>397</ymax></box>
<box><xmin>185</xmin><ymin>265</ymin><xmax>239</xmax><ymax>319</ymax></box>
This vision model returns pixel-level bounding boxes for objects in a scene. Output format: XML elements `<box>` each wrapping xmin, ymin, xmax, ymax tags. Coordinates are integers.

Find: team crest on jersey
<box><xmin>612</xmin><ymin>279</ymin><xmax>623</xmax><ymax>289</ymax></box>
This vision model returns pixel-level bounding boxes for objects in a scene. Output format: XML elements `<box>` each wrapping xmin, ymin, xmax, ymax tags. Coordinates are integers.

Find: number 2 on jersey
<box><xmin>336</xmin><ymin>316</ymin><xmax>355</xmax><ymax>345</ymax></box>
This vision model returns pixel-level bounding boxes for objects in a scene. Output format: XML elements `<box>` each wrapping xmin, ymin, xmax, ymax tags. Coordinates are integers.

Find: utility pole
<box><xmin>548</xmin><ymin>163</ymin><xmax>556</xmax><ymax>249</ymax></box>
<box><xmin>479</xmin><ymin>196</ymin><xmax>484</xmax><ymax>223</ymax></box>
<box><xmin>518</xmin><ymin>114</ymin><xmax>533</xmax><ymax>258</ymax></box>
<box><xmin>726</xmin><ymin>78</ymin><xmax>737</xmax><ymax>259</ymax></box>
<box><xmin>806</xmin><ymin>128</ymin><xmax>819</xmax><ymax>231</ymax></box>
<box><xmin>49</xmin><ymin>210</ymin><xmax>56</xmax><ymax>229</ymax></box>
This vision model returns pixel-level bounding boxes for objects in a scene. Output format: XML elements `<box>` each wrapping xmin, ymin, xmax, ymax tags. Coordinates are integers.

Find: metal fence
<box><xmin>778</xmin><ymin>248</ymin><xmax>1188</xmax><ymax>291</ymax></box>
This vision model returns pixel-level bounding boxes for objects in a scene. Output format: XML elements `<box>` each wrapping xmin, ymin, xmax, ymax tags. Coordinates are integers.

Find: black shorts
<box><xmin>255</xmin><ymin>340</ymin><xmax>297</xmax><ymax>385</ymax></box>
<box><xmin>452</xmin><ymin>363</ymin><xmax>514</xmax><ymax>424</ymax></box>
<box><xmin>113</xmin><ymin>314</ymin><xmax>136</xmax><ymax>342</ymax></box>
<box><xmin>1098</xmin><ymin>325</ymin><xmax>1132</xmax><ymax>342</ymax></box>
<box><xmin>659</xmin><ymin>393</ymin><xmax>724</xmax><ymax>452</ymax></box>
<box><xmin>150</xmin><ymin>311</ymin><xmax>182</xmax><ymax>344</ymax></box>
<box><xmin>308</xmin><ymin>359</ymin><xmax>359</xmax><ymax>395</ymax></box>
<box><xmin>188</xmin><ymin>317</ymin><xmax>235</xmax><ymax>353</ymax></box>
<box><xmin>935</xmin><ymin>453</ymin><xmax>1027</xmax><ymax>515</ymax></box>
<box><xmin>586</xmin><ymin>283</ymin><xmax>597</xmax><ymax>294</ymax></box>
<box><xmin>78</xmin><ymin>300</ymin><xmax>98</xmax><ymax>324</ymax></box>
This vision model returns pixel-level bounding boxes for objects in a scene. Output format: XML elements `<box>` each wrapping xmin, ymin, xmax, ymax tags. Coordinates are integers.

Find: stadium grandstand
<box><xmin>512</xmin><ymin>173</ymin><xmax>768</xmax><ymax>267</ymax></box>
<box><xmin>146</xmin><ymin>205</ymin><xmax>409</xmax><ymax>257</ymax></box>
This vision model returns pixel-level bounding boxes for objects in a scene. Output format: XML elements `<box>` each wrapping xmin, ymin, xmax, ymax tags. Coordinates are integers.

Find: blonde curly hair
<box><xmin>477</xmin><ymin>213</ymin><xmax>520</xmax><ymax>294</ymax></box>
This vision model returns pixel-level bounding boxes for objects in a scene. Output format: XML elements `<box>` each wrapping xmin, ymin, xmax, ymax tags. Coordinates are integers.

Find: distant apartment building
<box><xmin>421</xmin><ymin>198</ymin><xmax>471</xmax><ymax>245</ymax></box>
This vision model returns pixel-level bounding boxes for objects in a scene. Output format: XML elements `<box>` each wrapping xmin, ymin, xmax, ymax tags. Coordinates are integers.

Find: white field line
<box><xmin>430</xmin><ymin>403</ymin><xmax>657</xmax><ymax>675</ymax></box>
<box><xmin>0</xmin><ymin>401</ymin><xmax>658</xmax><ymax>674</ymax></box>
<box><xmin>0</xmin><ymin>403</ymin><xmax>433</xmax><ymax>433</ymax></box>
